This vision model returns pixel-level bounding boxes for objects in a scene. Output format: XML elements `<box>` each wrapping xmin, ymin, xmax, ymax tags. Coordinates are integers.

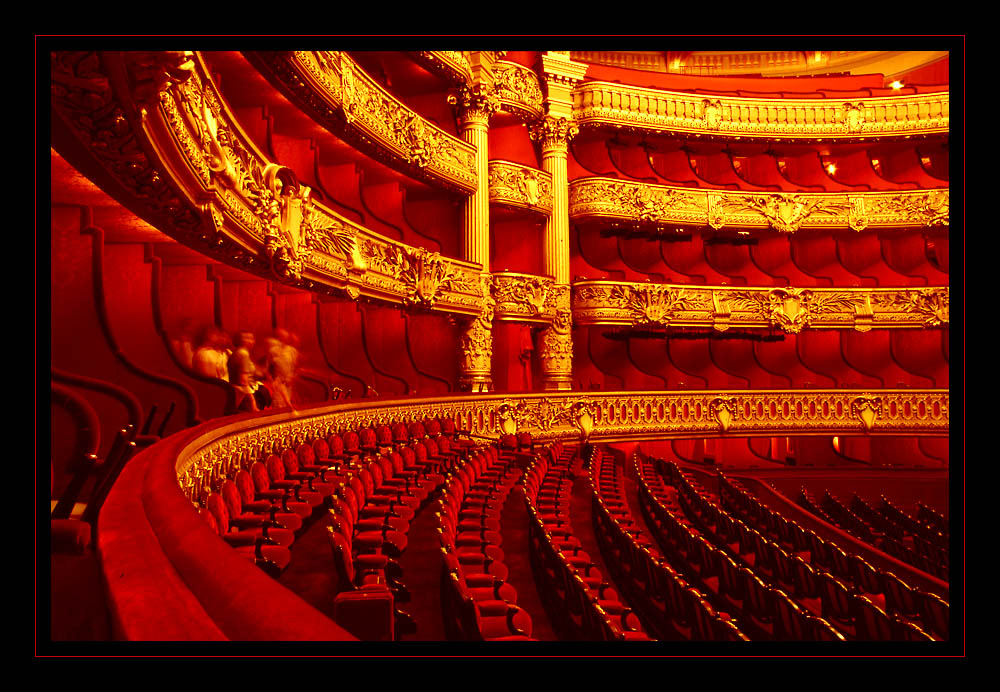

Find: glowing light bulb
<box><xmin>890</xmin><ymin>80</ymin><xmax>904</xmax><ymax>90</ymax></box>
<box><xmin>826</xmin><ymin>163</ymin><xmax>837</xmax><ymax>175</ymax></box>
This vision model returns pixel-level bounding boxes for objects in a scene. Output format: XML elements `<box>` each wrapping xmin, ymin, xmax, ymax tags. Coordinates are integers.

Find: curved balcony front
<box><xmin>573</xmin><ymin>82</ymin><xmax>949</xmax><ymax>140</ymax></box>
<box><xmin>572</xmin><ymin>280</ymin><xmax>949</xmax><ymax>333</ymax></box>
<box><xmin>51</xmin><ymin>51</ymin><xmax>486</xmax><ymax>318</ymax></box>
<box><xmin>569</xmin><ymin>177</ymin><xmax>949</xmax><ymax>233</ymax></box>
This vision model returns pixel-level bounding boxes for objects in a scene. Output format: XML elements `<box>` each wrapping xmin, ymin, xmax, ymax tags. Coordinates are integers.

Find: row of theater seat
<box><xmin>194</xmin><ymin>415</ymin><xmax>477</xmax><ymax>638</ymax></box>
<box><xmin>436</xmin><ymin>444</ymin><xmax>534</xmax><ymax>640</ymax></box>
<box><xmin>812</xmin><ymin>490</ymin><xmax>949</xmax><ymax>578</ymax></box>
<box><xmin>633</xmin><ymin>452</ymin><xmax>843</xmax><ymax>641</ymax></box>
<box><xmin>523</xmin><ymin>442</ymin><xmax>650</xmax><ymax>641</ymax></box>
<box><xmin>710</xmin><ymin>469</ymin><xmax>948</xmax><ymax>640</ymax></box>
<box><xmin>589</xmin><ymin>447</ymin><xmax>749</xmax><ymax>641</ymax></box>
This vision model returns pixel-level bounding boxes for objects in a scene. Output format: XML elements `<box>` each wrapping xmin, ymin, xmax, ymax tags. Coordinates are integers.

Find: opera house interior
<box><xmin>42</xmin><ymin>43</ymin><xmax>961</xmax><ymax>653</ymax></box>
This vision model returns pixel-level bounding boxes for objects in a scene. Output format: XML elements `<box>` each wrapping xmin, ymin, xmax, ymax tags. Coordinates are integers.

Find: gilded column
<box><xmin>532</xmin><ymin>53</ymin><xmax>588</xmax><ymax>391</ymax></box>
<box><xmin>450</xmin><ymin>80</ymin><xmax>500</xmax><ymax>391</ymax></box>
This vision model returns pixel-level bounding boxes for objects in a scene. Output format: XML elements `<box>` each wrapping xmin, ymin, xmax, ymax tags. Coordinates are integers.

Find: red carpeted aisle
<box><xmin>499</xmin><ymin>486</ymin><xmax>557</xmax><ymax>641</ymax></box>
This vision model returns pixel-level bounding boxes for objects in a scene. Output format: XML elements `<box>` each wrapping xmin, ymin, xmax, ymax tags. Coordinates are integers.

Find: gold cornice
<box><xmin>176</xmin><ymin>388</ymin><xmax>949</xmax><ymax>495</ymax></box>
<box><xmin>488</xmin><ymin>160</ymin><xmax>553</xmax><ymax>214</ymax></box>
<box><xmin>569</xmin><ymin>178</ymin><xmax>949</xmax><ymax>232</ymax></box>
<box><xmin>573</xmin><ymin>281</ymin><xmax>949</xmax><ymax>333</ymax></box>
<box><xmin>492</xmin><ymin>271</ymin><xmax>557</xmax><ymax>322</ymax></box>
<box><xmin>247</xmin><ymin>51</ymin><xmax>478</xmax><ymax>194</ymax></box>
<box><xmin>52</xmin><ymin>50</ymin><xmax>485</xmax><ymax>317</ymax></box>
<box><xmin>573</xmin><ymin>81</ymin><xmax>949</xmax><ymax>140</ymax></box>
<box><xmin>492</xmin><ymin>60</ymin><xmax>545</xmax><ymax>120</ymax></box>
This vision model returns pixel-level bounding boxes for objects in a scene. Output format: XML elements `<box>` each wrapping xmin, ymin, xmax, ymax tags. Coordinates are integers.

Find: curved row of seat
<box><xmin>523</xmin><ymin>442</ymin><xmax>650</xmax><ymax>641</ymax></box>
<box><xmin>633</xmin><ymin>452</ymin><xmax>843</xmax><ymax>641</ymax></box>
<box><xmin>814</xmin><ymin>490</ymin><xmax>948</xmax><ymax>579</ymax></box>
<box><xmin>589</xmin><ymin>446</ymin><xmax>749</xmax><ymax>641</ymax></box>
<box><xmin>712</xmin><ymin>469</ymin><xmax>948</xmax><ymax>640</ymax></box>
<box><xmin>436</xmin><ymin>444</ymin><xmax>534</xmax><ymax>640</ymax></box>
<box><xmin>192</xmin><ymin>415</ymin><xmax>475</xmax><ymax>639</ymax></box>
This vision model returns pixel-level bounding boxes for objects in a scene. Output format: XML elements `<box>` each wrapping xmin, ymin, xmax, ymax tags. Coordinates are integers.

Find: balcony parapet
<box><xmin>488</xmin><ymin>160</ymin><xmax>553</xmax><ymax>214</ymax></box>
<box><xmin>412</xmin><ymin>50</ymin><xmax>473</xmax><ymax>85</ymax></box>
<box><xmin>248</xmin><ymin>50</ymin><xmax>478</xmax><ymax>194</ymax></box>
<box><xmin>492</xmin><ymin>272</ymin><xmax>560</xmax><ymax>322</ymax></box>
<box><xmin>51</xmin><ymin>51</ymin><xmax>485</xmax><ymax>317</ymax></box>
<box><xmin>573</xmin><ymin>81</ymin><xmax>949</xmax><ymax>140</ymax></box>
<box><xmin>176</xmin><ymin>388</ymin><xmax>950</xmax><ymax>500</ymax></box>
<box><xmin>569</xmin><ymin>177</ymin><xmax>949</xmax><ymax>232</ymax></box>
<box><xmin>492</xmin><ymin>60</ymin><xmax>545</xmax><ymax>120</ymax></box>
<box><xmin>572</xmin><ymin>280</ymin><xmax>949</xmax><ymax>333</ymax></box>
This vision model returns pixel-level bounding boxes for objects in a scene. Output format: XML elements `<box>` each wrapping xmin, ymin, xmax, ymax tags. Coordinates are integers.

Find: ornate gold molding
<box><xmin>53</xmin><ymin>51</ymin><xmax>486</xmax><ymax>317</ymax></box>
<box><xmin>492</xmin><ymin>60</ymin><xmax>545</xmax><ymax>120</ymax></box>
<box><xmin>487</xmin><ymin>161</ymin><xmax>553</xmax><ymax>213</ymax></box>
<box><xmin>573</xmin><ymin>82</ymin><xmax>949</xmax><ymax>139</ymax></box>
<box><xmin>529</xmin><ymin>115</ymin><xmax>580</xmax><ymax>151</ymax></box>
<box><xmin>539</xmin><ymin>286</ymin><xmax>573</xmax><ymax>389</ymax></box>
<box><xmin>492</xmin><ymin>272</ymin><xmax>558</xmax><ymax>322</ymax></box>
<box><xmin>412</xmin><ymin>51</ymin><xmax>472</xmax><ymax>84</ymax></box>
<box><xmin>573</xmin><ymin>281</ymin><xmax>949</xmax><ymax>333</ymax></box>
<box><xmin>176</xmin><ymin>388</ymin><xmax>950</xmax><ymax>496</ymax></box>
<box><xmin>248</xmin><ymin>51</ymin><xmax>478</xmax><ymax>194</ymax></box>
<box><xmin>569</xmin><ymin>178</ymin><xmax>949</xmax><ymax>231</ymax></box>
<box><xmin>448</xmin><ymin>82</ymin><xmax>501</xmax><ymax>124</ymax></box>
<box><xmin>458</xmin><ymin>274</ymin><xmax>496</xmax><ymax>392</ymax></box>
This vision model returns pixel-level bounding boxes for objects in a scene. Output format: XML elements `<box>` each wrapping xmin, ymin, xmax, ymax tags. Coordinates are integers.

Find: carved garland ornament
<box><xmin>492</xmin><ymin>61</ymin><xmax>544</xmax><ymax>117</ymax></box>
<box><xmin>488</xmin><ymin>162</ymin><xmax>552</xmax><ymax>211</ymax></box>
<box><xmin>570</xmin><ymin>179</ymin><xmax>947</xmax><ymax>233</ymax></box>
<box><xmin>610</xmin><ymin>285</ymin><xmax>711</xmax><ymax>327</ymax></box>
<box><xmin>493</xmin><ymin>274</ymin><xmax>555</xmax><ymax>318</ymax></box>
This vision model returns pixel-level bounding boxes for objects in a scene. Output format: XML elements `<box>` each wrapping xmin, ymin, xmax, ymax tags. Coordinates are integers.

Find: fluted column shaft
<box><xmin>460</xmin><ymin>114</ymin><xmax>491</xmax><ymax>270</ymax></box>
<box><xmin>451</xmin><ymin>83</ymin><xmax>500</xmax><ymax>392</ymax></box>
<box><xmin>531</xmin><ymin>116</ymin><xmax>578</xmax><ymax>391</ymax></box>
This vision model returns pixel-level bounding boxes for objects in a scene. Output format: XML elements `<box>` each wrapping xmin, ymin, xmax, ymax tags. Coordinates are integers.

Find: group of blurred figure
<box><xmin>172</xmin><ymin>322</ymin><xmax>301</xmax><ymax>414</ymax></box>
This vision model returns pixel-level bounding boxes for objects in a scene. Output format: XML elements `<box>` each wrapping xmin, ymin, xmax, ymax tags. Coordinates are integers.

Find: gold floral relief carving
<box><xmin>488</xmin><ymin>162</ymin><xmax>553</xmax><ymax>212</ymax></box>
<box><xmin>570</xmin><ymin>178</ymin><xmax>947</xmax><ymax>232</ymax></box>
<box><xmin>727</xmin><ymin>288</ymin><xmax>865</xmax><ymax>334</ymax></box>
<box><xmin>277</xmin><ymin>51</ymin><xmax>477</xmax><ymax>191</ymax></box>
<box><xmin>610</xmin><ymin>285</ymin><xmax>713</xmax><ymax>327</ymax></box>
<box><xmin>574</xmin><ymin>281</ymin><xmax>948</xmax><ymax>332</ymax></box>
<box><xmin>493</xmin><ymin>274</ymin><xmax>555</xmax><ymax>319</ymax></box>
<box><xmin>492</xmin><ymin>61</ymin><xmax>544</xmax><ymax>118</ymax></box>
<box><xmin>871</xmin><ymin>288</ymin><xmax>950</xmax><ymax>327</ymax></box>
<box><xmin>399</xmin><ymin>247</ymin><xmax>460</xmax><ymax>308</ymax></box>
<box><xmin>540</xmin><ymin>288</ymin><xmax>573</xmax><ymax>376</ymax></box>
<box><xmin>573</xmin><ymin>81</ymin><xmax>948</xmax><ymax>139</ymax></box>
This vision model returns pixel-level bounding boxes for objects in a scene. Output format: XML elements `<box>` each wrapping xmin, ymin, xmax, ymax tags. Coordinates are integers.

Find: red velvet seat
<box><xmin>265</xmin><ymin>455</ymin><xmax>324</xmax><ymax>508</ymax></box>
<box><xmin>235</xmin><ymin>468</ymin><xmax>310</xmax><ymax>525</ymax></box>
<box><xmin>249</xmin><ymin>462</ymin><xmax>315</xmax><ymax>517</ymax></box>
<box><xmin>281</xmin><ymin>449</ymin><xmax>337</xmax><ymax>498</ymax></box>
<box><xmin>223</xmin><ymin>477</ymin><xmax>302</xmax><ymax>532</ymax></box>
<box><xmin>207</xmin><ymin>491</ymin><xmax>295</xmax><ymax>548</ymax></box>
<box><xmin>200</xmin><ymin>507</ymin><xmax>291</xmax><ymax>574</ymax></box>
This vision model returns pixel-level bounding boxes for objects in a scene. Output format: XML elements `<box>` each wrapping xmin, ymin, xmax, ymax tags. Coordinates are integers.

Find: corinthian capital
<box><xmin>529</xmin><ymin>115</ymin><xmax>579</xmax><ymax>151</ymax></box>
<box><xmin>448</xmin><ymin>83</ymin><xmax>501</xmax><ymax>124</ymax></box>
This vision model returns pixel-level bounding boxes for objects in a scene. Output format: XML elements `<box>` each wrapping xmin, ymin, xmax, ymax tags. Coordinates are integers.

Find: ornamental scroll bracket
<box><xmin>850</xmin><ymin>394</ymin><xmax>883</xmax><ymax>433</ymax></box>
<box><xmin>712</xmin><ymin>292</ymin><xmax>732</xmax><ymax>332</ymax></box>
<box><xmin>257</xmin><ymin>164</ymin><xmax>312</xmax><ymax>281</ymax></box>
<box><xmin>853</xmin><ymin>294</ymin><xmax>875</xmax><ymax>332</ymax></box>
